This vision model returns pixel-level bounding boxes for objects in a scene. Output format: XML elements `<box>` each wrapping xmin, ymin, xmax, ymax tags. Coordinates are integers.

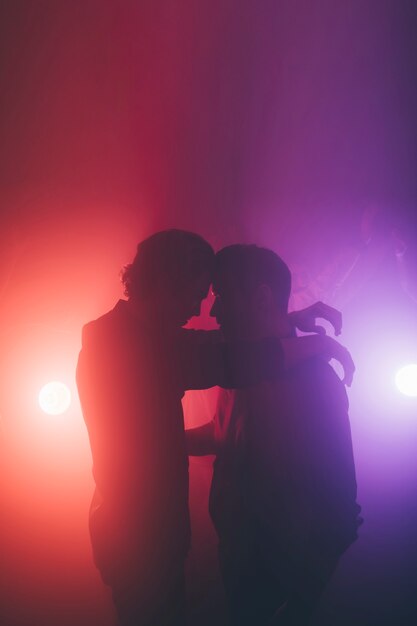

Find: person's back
<box><xmin>76</xmin><ymin>229</ymin><xmax>217</xmax><ymax>626</ymax></box>
<box><xmin>205</xmin><ymin>243</ymin><xmax>360</xmax><ymax>625</ymax></box>
<box><xmin>77</xmin><ymin>300</ymin><xmax>191</xmax><ymax>577</ymax></box>
<box><xmin>244</xmin><ymin>357</ymin><xmax>360</xmax><ymax>556</ymax></box>
<box><xmin>209</xmin><ymin>356</ymin><xmax>361</xmax><ymax>625</ymax></box>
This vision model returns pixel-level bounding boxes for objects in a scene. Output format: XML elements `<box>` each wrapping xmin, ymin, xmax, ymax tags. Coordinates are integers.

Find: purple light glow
<box><xmin>395</xmin><ymin>364</ymin><xmax>417</xmax><ymax>397</ymax></box>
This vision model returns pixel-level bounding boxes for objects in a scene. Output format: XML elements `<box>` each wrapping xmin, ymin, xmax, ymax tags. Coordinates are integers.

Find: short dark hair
<box><xmin>214</xmin><ymin>244</ymin><xmax>291</xmax><ymax>312</ymax></box>
<box><xmin>121</xmin><ymin>229</ymin><xmax>215</xmax><ymax>299</ymax></box>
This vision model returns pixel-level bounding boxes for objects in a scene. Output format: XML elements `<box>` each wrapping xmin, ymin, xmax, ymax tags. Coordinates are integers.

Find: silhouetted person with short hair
<box><xmin>187</xmin><ymin>244</ymin><xmax>361</xmax><ymax>626</ymax></box>
<box><xmin>77</xmin><ymin>230</ymin><xmax>355</xmax><ymax>626</ymax></box>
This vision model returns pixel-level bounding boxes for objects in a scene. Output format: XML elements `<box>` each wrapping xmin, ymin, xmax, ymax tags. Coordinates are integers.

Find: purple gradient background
<box><xmin>1</xmin><ymin>2</ymin><xmax>417</xmax><ymax>625</ymax></box>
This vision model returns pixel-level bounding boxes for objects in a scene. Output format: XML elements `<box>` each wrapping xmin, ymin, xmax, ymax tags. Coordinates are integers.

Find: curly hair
<box><xmin>121</xmin><ymin>229</ymin><xmax>215</xmax><ymax>299</ymax></box>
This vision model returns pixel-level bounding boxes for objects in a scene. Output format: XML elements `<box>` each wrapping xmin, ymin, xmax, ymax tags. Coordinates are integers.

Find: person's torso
<box><xmin>209</xmin><ymin>360</ymin><xmax>361</xmax><ymax>551</ymax></box>
<box><xmin>77</xmin><ymin>301</ymin><xmax>191</xmax><ymax>554</ymax></box>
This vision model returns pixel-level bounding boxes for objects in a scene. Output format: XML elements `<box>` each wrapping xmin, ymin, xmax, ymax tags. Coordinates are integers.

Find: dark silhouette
<box><xmin>187</xmin><ymin>244</ymin><xmax>362</xmax><ymax>626</ymax></box>
<box><xmin>76</xmin><ymin>230</ymin><xmax>356</xmax><ymax>626</ymax></box>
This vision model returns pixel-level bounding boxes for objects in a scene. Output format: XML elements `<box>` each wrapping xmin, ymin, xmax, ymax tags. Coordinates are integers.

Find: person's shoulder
<box><xmin>295</xmin><ymin>357</ymin><xmax>349</xmax><ymax>409</ymax></box>
<box><xmin>177</xmin><ymin>328</ymin><xmax>222</xmax><ymax>345</ymax></box>
<box><xmin>295</xmin><ymin>355</ymin><xmax>341</xmax><ymax>380</ymax></box>
<box><xmin>81</xmin><ymin>301</ymin><xmax>124</xmax><ymax>345</ymax></box>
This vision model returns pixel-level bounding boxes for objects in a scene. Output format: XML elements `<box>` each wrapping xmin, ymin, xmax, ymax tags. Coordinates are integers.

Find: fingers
<box><xmin>339</xmin><ymin>348</ymin><xmax>355</xmax><ymax>387</ymax></box>
<box><xmin>332</xmin><ymin>314</ymin><xmax>342</xmax><ymax>336</ymax></box>
<box><xmin>291</xmin><ymin>302</ymin><xmax>343</xmax><ymax>337</ymax></box>
<box><xmin>325</xmin><ymin>337</ymin><xmax>355</xmax><ymax>386</ymax></box>
<box><xmin>314</xmin><ymin>301</ymin><xmax>342</xmax><ymax>336</ymax></box>
<box><xmin>310</xmin><ymin>325</ymin><xmax>326</xmax><ymax>335</ymax></box>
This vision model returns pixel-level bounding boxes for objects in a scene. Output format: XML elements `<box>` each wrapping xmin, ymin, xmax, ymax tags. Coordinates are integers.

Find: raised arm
<box><xmin>281</xmin><ymin>335</ymin><xmax>355</xmax><ymax>386</ymax></box>
<box><xmin>288</xmin><ymin>301</ymin><xmax>343</xmax><ymax>336</ymax></box>
<box><xmin>178</xmin><ymin>329</ymin><xmax>355</xmax><ymax>390</ymax></box>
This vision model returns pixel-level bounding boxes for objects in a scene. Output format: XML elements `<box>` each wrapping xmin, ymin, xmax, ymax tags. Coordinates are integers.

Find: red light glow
<box><xmin>38</xmin><ymin>381</ymin><xmax>71</xmax><ymax>415</ymax></box>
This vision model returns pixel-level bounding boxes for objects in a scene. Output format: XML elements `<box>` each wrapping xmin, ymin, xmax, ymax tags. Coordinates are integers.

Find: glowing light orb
<box><xmin>395</xmin><ymin>364</ymin><xmax>417</xmax><ymax>397</ymax></box>
<box><xmin>39</xmin><ymin>381</ymin><xmax>71</xmax><ymax>415</ymax></box>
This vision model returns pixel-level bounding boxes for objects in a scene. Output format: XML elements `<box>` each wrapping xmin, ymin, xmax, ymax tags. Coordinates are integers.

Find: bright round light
<box><xmin>395</xmin><ymin>364</ymin><xmax>417</xmax><ymax>397</ymax></box>
<box><xmin>38</xmin><ymin>381</ymin><xmax>71</xmax><ymax>415</ymax></box>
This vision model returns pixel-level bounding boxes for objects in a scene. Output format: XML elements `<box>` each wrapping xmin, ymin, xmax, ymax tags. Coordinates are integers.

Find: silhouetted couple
<box><xmin>76</xmin><ymin>230</ymin><xmax>361</xmax><ymax>626</ymax></box>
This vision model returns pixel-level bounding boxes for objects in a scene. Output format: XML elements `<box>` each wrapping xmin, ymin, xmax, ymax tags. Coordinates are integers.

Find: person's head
<box><xmin>121</xmin><ymin>229</ymin><xmax>215</xmax><ymax>327</ymax></box>
<box><xmin>211</xmin><ymin>244</ymin><xmax>291</xmax><ymax>339</ymax></box>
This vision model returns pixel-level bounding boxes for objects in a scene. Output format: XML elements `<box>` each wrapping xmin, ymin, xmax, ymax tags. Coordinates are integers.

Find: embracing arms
<box><xmin>180</xmin><ymin>301</ymin><xmax>354</xmax><ymax>391</ymax></box>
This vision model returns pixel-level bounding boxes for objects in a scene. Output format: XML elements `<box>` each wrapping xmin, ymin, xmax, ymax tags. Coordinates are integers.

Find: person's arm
<box><xmin>178</xmin><ymin>332</ymin><xmax>284</xmax><ymax>390</ymax></box>
<box><xmin>281</xmin><ymin>334</ymin><xmax>355</xmax><ymax>386</ymax></box>
<box><xmin>185</xmin><ymin>421</ymin><xmax>216</xmax><ymax>456</ymax></box>
<box><xmin>178</xmin><ymin>330</ymin><xmax>355</xmax><ymax>390</ymax></box>
<box><xmin>305</xmin><ymin>361</ymin><xmax>363</xmax><ymax>550</ymax></box>
<box><xmin>288</xmin><ymin>301</ymin><xmax>342</xmax><ymax>336</ymax></box>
